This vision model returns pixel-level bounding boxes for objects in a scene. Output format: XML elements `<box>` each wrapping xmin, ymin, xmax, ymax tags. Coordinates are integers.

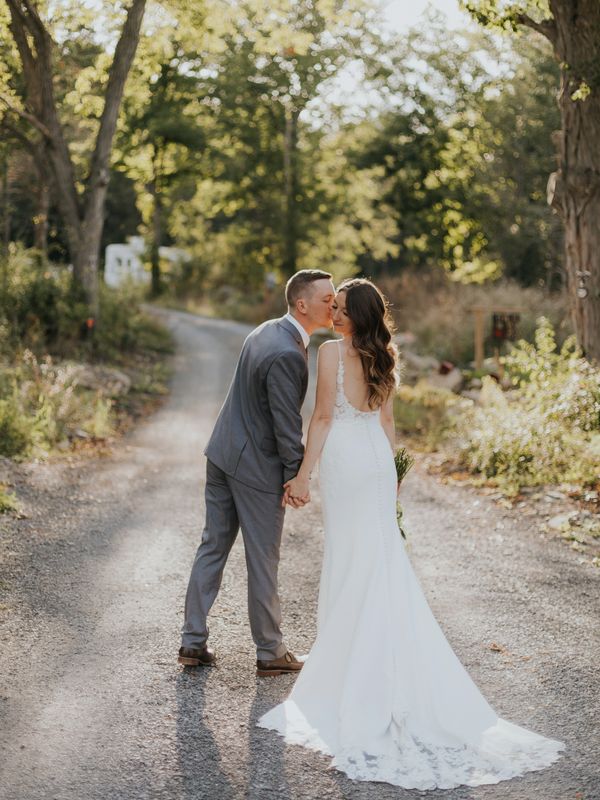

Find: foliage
<box><xmin>92</xmin><ymin>286</ymin><xmax>174</xmax><ymax>362</ymax></box>
<box><xmin>504</xmin><ymin>318</ymin><xmax>600</xmax><ymax>432</ymax></box>
<box><xmin>157</xmin><ymin>0</ymin><xmax>378</xmax><ymax>293</ymax></box>
<box><xmin>1</xmin><ymin>0</ymin><xmax>149</xmax><ymax>312</ymax></box>
<box><xmin>0</xmin><ymin>245</ymin><xmax>173</xmax><ymax>361</ymax></box>
<box><xmin>0</xmin><ymin>244</ymin><xmax>87</xmax><ymax>356</ymax></box>
<box><xmin>0</xmin><ymin>395</ymin><xmax>32</xmax><ymax>457</ymax></box>
<box><xmin>461</xmin><ymin>1</ymin><xmax>551</xmax><ymax>30</ymax></box>
<box><xmin>0</xmin><ymin>484</ymin><xmax>18</xmax><ymax>514</ymax></box>
<box><xmin>0</xmin><ymin>246</ymin><xmax>173</xmax><ymax>460</ymax></box>
<box><xmin>0</xmin><ymin>350</ymin><xmax>114</xmax><ymax>459</ymax></box>
<box><xmin>358</xmin><ymin>14</ymin><xmax>561</xmax><ymax>285</ymax></box>
<box><xmin>1</xmin><ymin>1</ymin><xmax>567</xmax><ymax>301</ymax></box>
<box><xmin>452</xmin><ymin>318</ymin><xmax>600</xmax><ymax>494</ymax></box>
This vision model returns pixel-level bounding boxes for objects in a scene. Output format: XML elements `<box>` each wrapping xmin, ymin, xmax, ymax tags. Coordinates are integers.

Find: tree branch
<box><xmin>0</xmin><ymin>95</ymin><xmax>51</xmax><ymax>138</ymax></box>
<box><xmin>0</xmin><ymin>115</ymin><xmax>35</xmax><ymax>151</ymax></box>
<box><xmin>16</xmin><ymin>0</ymin><xmax>48</xmax><ymax>39</ymax></box>
<box><xmin>515</xmin><ymin>12</ymin><xmax>557</xmax><ymax>45</ymax></box>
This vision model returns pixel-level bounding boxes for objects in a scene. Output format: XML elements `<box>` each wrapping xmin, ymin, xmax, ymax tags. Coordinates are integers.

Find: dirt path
<box><xmin>0</xmin><ymin>308</ymin><xmax>598</xmax><ymax>800</ymax></box>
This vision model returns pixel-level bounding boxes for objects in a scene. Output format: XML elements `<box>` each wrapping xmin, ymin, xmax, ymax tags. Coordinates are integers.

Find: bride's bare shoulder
<box><xmin>318</xmin><ymin>339</ymin><xmax>339</xmax><ymax>360</ymax></box>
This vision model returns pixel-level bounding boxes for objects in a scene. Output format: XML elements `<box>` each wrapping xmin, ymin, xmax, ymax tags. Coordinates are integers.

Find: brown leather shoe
<box><xmin>178</xmin><ymin>645</ymin><xmax>216</xmax><ymax>667</ymax></box>
<box><xmin>256</xmin><ymin>651</ymin><xmax>303</xmax><ymax>677</ymax></box>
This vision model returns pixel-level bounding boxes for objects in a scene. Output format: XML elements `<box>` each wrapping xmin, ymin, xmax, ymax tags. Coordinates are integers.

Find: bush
<box><xmin>0</xmin><ymin>485</ymin><xmax>18</xmax><ymax>514</ymax></box>
<box><xmin>0</xmin><ymin>350</ymin><xmax>115</xmax><ymax>459</ymax></box>
<box><xmin>0</xmin><ymin>248</ymin><xmax>173</xmax><ymax>462</ymax></box>
<box><xmin>0</xmin><ymin>396</ymin><xmax>32</xmax><ymax>457</ymax></box>
<box><xmin>92</xmin><ymin>286</ymin><xmax>174</xmax><ymax>361</ymax></box>
<box><xmin>0</xmin><ymin>244</ymin><xmax>174</xmax><ymax>362</ymax></box>
<box><xmin>450</xmin><ymin>318</ymin><xmax>600</xmax><ymax>494</ymax></box>
<box><xmin>0</xmin><ymin>244</ymin><xmax>87</xmax><ymax>357</ymax></box>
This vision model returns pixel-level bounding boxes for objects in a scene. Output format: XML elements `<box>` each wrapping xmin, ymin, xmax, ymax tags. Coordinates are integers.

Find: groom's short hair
<box><xmin>285</xmin><ymin>270</ymin><xmax>332</xmax><ymax>308</ymax></box>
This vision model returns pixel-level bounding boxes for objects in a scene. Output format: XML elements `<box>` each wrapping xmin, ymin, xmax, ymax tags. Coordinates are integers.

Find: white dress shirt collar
<box><xmin>284</xmin><ymin>312</ymin><xmax>310</xmax><ymax>349</ymax></box>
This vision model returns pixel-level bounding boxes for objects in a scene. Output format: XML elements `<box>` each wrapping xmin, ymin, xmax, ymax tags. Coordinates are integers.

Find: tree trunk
<box><xmin>1</xmin><ymin>151</ymin><xmax>9</xmax><ymax>258</ymax></box>
<box><xmin>148</xmin><ymin>179</ymin><xmax>163</xmax><ymax>296</ymax></box>
<box><xmin>0</xmin><ymin>152</ymin><xmax>9</xmax><ymax>305</ymax></box>
<box><xmin>33</xmin><ymin>180</ymin><xmax>49</xmax><ymax>255</ymax></box>
<box><xmin>32</xmin><ymin>142</ymin><xmax>50</xmax><ymax>257</ymax></box>
<box><xmin>548</xmin><ymin>0</ymin><xmax>600</xmax><ymax>362</ymax></box>
<box><xmin>73</xmin><ymin>199</ymin><xmax>106</xmax><ymax>319</ymax></box>
<box><xmin>4</xmin><ymin>0</ymin><xmax>147</xmax><ymax>321</ymax></box>
<box><xmin>282</xmin><ymin>106</ymin><xmax>299</xmax><ymax>276</ymax></box>
<box><xmin>148</xmin><ymin>145</ymin><xmax>163</xmax><ymax>296</ymax></box>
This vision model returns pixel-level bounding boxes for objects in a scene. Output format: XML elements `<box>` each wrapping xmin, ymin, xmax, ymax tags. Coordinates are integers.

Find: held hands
<box><xmin>282</xmin><ymin>473</ymin><xmax>311</xmax><ymax>509</ymax></box>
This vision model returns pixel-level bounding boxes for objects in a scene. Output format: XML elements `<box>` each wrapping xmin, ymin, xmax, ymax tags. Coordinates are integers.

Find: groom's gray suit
<box><xmin>182</xmin><ymin>316</ymin><xmax>308</xmax><ymax>659</ymax></box>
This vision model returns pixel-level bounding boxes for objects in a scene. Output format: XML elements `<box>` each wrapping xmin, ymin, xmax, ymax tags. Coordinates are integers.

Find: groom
<box><xmin>179</xmin><ymin>269</ymin><xmax>335</xmax><ymax>675</ymax></box>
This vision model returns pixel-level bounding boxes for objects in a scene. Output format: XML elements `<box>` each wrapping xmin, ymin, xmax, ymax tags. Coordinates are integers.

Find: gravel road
<box><xmin>0</xmin><ymin>308</ymin><xmax>598</xmax><ymax>800</ymax></box>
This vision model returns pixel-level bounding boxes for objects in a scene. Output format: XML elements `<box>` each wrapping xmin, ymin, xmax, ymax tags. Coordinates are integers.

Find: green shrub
<box><xmin>0</xmin><ymin>396</ymin><xmax>32</xmax><ymax>458</ymax></box>
<box><xmin>0</xmin><ymin>245</ymin><xmax>174</xmax><ymax>362</ymax></box>
<box><xmin>0</xmin><ymin>248</ymin><xmax>173</xmax><ymax>461</ymax></box>
<box><xmin>0</xmin><ymin>350</ymin><xmax>116</xmax><ymax>458</ymax></box>
<box><xmin>0</xmin><ymin>485</ymin><xmax>18</xmax><ymax>514</ymax></box>
<box><xmin>0</xmin><ymin>244</ymin><xmax>86</xmax><ymax>356</ymax></box>
<box><xmin>503</xmin><ymin>317</ymin><xmax>600</xmax><ymax>432</ymax></box>
<box><xmin>451</xmin><ymin>318</ymin><xmax>600</xmax><ymax>494</ymax></box>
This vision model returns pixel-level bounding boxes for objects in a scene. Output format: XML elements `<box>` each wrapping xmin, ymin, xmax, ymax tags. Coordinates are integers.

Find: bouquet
<box><xmin>394</xmin><ymin>447</ymin><xmax>414</xmax><ymax>540</ymax></box>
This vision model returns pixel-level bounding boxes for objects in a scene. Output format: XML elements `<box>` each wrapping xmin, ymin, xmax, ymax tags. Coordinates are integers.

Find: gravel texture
<box><xmin>0</xmin><ymin>308</ymin><xmax>598</xmax><ymax>800</ymax></box>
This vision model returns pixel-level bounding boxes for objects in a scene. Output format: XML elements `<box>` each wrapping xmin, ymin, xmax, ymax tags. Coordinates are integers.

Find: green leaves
<box><xmin>461</xmin><ymin>1</ymin><xmax>552</xmax><ymax>32</ymax></box>
<box><xmin>454</xmin><ymin>318</ymin><xmax>600</xmax><ymax>493</ymax></box>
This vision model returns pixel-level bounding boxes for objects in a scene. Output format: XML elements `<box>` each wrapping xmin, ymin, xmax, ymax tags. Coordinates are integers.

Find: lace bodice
<box><xmin>333</xmin><ymin>340</ymin><xmax>379</xmax><ymax>422</ymax></box>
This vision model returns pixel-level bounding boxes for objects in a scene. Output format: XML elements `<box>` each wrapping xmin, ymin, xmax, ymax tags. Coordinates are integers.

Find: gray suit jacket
<box><xmin>204</xmin><ymin>317</ymin><xmax>308</xmax><ymax>494</ymax></box>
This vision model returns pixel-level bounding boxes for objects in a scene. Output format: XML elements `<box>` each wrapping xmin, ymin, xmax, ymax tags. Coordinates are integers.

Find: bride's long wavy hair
<box><xmin>337</xmin><ymin>278</ymin><xmax>398</xmax><ymax>409</ymax></box>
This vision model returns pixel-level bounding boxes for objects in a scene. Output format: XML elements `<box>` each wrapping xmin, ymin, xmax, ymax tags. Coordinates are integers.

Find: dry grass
<box><xmin>377</xmin><ymin>271</ymin><xmax>570</xmax><ymax>365</ymax></box>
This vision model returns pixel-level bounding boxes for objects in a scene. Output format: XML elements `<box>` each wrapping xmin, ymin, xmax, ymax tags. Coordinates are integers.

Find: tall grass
<box><xmin>378</xmin><ymin>271</ymin><xmax>570</xmax><ymax>365</ymax></box>
<box><xmin>0</xmin><ymin>246</ymin><xmax>173</xmax><ymax>460</ymax></box>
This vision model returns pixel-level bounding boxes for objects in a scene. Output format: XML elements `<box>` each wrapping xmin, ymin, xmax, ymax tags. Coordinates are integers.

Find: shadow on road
<box><xmin>175</xmin><ymin>668</ymin><xmax>237</xmax><ymax>800</ymax></box>
<box><xmin>246</xmin><ymin>683</ymin><xmax>292</xmax><ymax>799</ymax></box>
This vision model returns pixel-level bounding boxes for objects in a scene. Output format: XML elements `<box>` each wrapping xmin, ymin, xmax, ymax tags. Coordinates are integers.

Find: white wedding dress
<box><xmin>257</xmin><ymin>344</ymin><xmax>564</xmax><ymax>790</ymax></box>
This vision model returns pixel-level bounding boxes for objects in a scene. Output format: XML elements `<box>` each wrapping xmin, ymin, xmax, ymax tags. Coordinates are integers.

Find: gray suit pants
<box><xmin>181</xmin><ymin>459</ymin><xmax>287</xmax><ymax>660</ymax></box>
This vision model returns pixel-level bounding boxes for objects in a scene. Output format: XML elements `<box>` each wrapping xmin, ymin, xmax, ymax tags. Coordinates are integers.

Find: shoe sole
<box><xmin>178</xmin><ymin>656</ymin><xmax>215</xmax><ymax>667</ymax></box>
<box><xmin>256</xmin><ymin>667</ymin><xmax>302</xmax><ymax>677</ymax></box>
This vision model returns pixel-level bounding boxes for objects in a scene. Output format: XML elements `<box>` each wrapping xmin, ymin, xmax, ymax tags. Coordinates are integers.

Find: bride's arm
<box><xmin>380</xmin><ymin>392</ymin><xmax>396</xmax><ymax>452</ymax></box>
<box><xmin>283</xmin><ymin>342</ymin><xmax>337</xmax><ymax>504</ymax></box>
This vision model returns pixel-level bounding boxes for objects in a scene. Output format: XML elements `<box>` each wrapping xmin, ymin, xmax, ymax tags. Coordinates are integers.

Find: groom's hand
<box><xmin>282</xmin><ymin>477</ymin><xmax>310</xmax><ymax>508</ymax></box>
<box><xmin>282</xmin><ymin>491</ymin><xmax>309</xmax><ymax>509</ymax></box>
<box><xmin>281</xmin><ymin>487</ymin><xmax>310</xmax><ymax>508</ymax></box>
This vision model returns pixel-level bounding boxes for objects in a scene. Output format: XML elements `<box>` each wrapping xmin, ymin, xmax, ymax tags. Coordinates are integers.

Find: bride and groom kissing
<box><xmin>177</xmin><ymin>270</ymin><xmax>564</xmax><ymax>790</ymax></box>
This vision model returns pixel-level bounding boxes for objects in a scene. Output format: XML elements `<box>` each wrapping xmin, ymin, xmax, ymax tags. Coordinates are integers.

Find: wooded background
<box><xmin>1</xmin><ymin>0</ymin><xmax>598</xmax><ymax>360</ymax></box>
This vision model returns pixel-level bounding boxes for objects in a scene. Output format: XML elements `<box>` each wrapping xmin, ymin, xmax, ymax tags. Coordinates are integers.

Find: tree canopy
<box><xmin>2</xmin><ymin>0</ymin><xmax>597</xmax><ymax>357</ymax></box>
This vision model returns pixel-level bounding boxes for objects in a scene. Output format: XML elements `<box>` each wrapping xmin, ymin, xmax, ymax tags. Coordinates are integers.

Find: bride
<box><xmin>257</xmin><ymin>278</ymin><xmax>564</xmax><ymax>790</ymax></box>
